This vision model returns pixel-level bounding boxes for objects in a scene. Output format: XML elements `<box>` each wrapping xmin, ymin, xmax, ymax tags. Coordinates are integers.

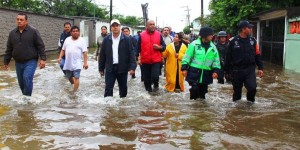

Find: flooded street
<box><xmin>0</xmin><ymin>50</ymin><xmax>300</xmax><ymax>150</ymax></box>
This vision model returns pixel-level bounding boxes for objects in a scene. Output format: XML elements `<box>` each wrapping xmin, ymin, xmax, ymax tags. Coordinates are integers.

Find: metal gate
<box><xmin>260</xmin><ymin>18</ymin><xmax>285</xmax><ymax>66</ymax></box>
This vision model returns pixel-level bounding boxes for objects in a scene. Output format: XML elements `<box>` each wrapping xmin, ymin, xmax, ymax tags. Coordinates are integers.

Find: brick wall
<box><xmin>0</xmin><ymin>8</ymin><xmax>74</xmax><ymax>55</ymax></box>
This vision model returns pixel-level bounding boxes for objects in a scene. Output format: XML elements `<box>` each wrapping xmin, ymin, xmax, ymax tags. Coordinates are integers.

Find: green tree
<box><xmin>1</xmin><ymin>0</ymin><xmax>43</xmax><ymax>12</ymax></box>
<box><xmin>205</xmin><ymin>0</ymin><xmax>270</xmax><ymax>34</ymax></box>
<box><xmin>1</xmin><ymin>0</ymin><xmax>108</xmax><ymax>19</ymax></box>
<box><xmin>183</xmin><ymin>26</ymin><xmax>192</xmax><ymax>34</ymax></box>
<box><xmin>112</xmin><ymin>14</ymin><xmax>143</xmax><ymax>26</ymax></box>
<box><xmin>203</xmin><ymin>0</ymin><xmax>300</xmax><ymax>35</ymax></box>
<box><xmin>267</xmin><ymin>0</ymin><xmax>300</xmax><ymax>8</ymax></box>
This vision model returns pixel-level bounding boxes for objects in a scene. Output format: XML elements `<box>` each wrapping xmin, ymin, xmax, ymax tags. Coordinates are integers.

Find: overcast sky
<box><xmin>96</xmin><ymin>0</ymin><xmax>211</xmax><ymax>32</ymax></box>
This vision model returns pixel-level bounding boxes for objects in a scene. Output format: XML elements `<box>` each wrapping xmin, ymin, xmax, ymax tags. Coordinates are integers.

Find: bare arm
<box><xmin>83</xmin><ymin>51</ymin><xmax>88</xmax><ymax>69</ymax></box>
<box><xmin>57</xmin><ymin>49</ymin><xmax>65</xmax><ymax>64</ymax></box>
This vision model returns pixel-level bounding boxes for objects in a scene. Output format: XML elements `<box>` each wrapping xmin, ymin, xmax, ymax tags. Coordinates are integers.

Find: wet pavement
<box><xmin>0</xmin><ymin>50</ymin><xmax>299</xmax><ymax>149</ymax></box>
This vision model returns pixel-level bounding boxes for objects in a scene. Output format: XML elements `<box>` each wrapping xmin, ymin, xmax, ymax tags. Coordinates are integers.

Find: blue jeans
<box><xmin>65</xmin><ymin>69</ymin><xmax>81</xmax><ymax>79</ymax></box>
<box><xmin>15</xmin><ymin>59</ymin><xmax>37</xmax><ymax>96</ymax></box>
<box><xmin>104</xmin><ymin>65</ymin><xmax>128</xmax><ymax>98</ymax></box>
<box><xmin>59</xmin><ymin>58</ymin><xmax>66</xmax><ymax>75</ymax></box>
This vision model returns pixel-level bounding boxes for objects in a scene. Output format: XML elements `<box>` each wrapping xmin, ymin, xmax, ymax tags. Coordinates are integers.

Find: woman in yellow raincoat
<box><xmin>162</xmin><ymin>33</ymin><xmax>187</xmax><ymax>92</ymax></box>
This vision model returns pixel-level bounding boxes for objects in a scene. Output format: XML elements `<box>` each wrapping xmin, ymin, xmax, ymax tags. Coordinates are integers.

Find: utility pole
<box><xmin>109</xmin><ymin>0</ymin><xmax>112</xmax><ymax>30</ymax></box>
<box><xmin>201</xmin><ymin>0</ymin><xmax>204</xmax><ymax>18</ymax></box>
<box><xmin>181</xmin><ymin>6</ymin><xmax>191</xmax><ymax>27</ymax></box>
<box><xmin>201</xmin><ymin>0</ymin><xmax>203</xmax><ymax>26</ymax></box>
<box><xmin>141</xmin><ymin>3</ymin><xmax>148</xmax><ymax>26</ymax></box>
<box><xmin>156</xmin><ymin>16</ymin><xmax>157</xmax><ymax>28</ymax></box>
<box><xmin>93</xmin><ymin>0</ymin><xmax>95</xmax><ymax>20</ymax></box>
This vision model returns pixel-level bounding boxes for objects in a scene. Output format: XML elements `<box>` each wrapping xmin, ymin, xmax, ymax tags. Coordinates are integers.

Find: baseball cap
<box><xmin>238</xmin><ymin>20</ymin><xmax>254</xmax><ymax>29</ymax></box>
<box><xmin>110</xmin><ymin>19</ymin><xmax>120</xmax><ymax>25</ymax></box>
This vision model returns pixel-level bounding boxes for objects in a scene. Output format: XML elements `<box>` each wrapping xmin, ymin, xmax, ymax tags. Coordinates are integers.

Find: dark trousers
<box><xmin>59</xmin><ymin>57</ymin><xmax>66</xmax><ymax>75</ymax></box>
<box><xmin>141</xmin><ymin>63</ymin><xmax>161</xmax><ymax>91</ymax></box>
<box><xmin>217</xmin><ymin>69</ymin><xmax>225</xmax><ymax>84</ymax></box>
<box><xmin>104</xmin><ymin>65</ymin><xmax>128</xmax><ymax>98</ymax></box>
<box><xmin>189</xmin><ymin>82</ymin><xmax>208</xmax><ymax>99</ymax></box>
<box><xmin>140</xmin><ymin>65</ymin><xmax>144</xmax><ymax>82</ymax></box>
<box><xmin>231</xmin><ymin>67</ymin><xmax>257</xmax><ymax>102</ymax></box>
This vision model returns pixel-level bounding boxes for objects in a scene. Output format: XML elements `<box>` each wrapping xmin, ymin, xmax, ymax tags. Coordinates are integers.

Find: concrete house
<box><xmin>252</xmin><ymin>7</ymin><xmax>300</xmax><ymax>73</ymax></box>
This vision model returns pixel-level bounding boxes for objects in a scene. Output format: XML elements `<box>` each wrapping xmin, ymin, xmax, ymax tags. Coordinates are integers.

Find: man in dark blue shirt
<box><xmin>122</xmin><ymin>26</ymin><xmax>138</xmax><ymax>79</ymax></box>
<box><xmin>58</xmin><ymin>22</ymin><xmax>71</xmax><ymax>75</ymax></box>
<box><xmin>225</xmin><ymin>20</ymin><xmax>264</xmax><ymax>102</ymax></box>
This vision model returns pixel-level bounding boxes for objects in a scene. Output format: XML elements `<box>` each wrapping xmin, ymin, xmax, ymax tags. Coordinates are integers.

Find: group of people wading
<box><xmin>3</xmin><ymin>12</ymin><xmax>263</xmax><ymax>103</ymax></box>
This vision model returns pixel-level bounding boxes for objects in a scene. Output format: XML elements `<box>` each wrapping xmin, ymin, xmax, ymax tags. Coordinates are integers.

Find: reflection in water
<box><xmin>100</xmin><ymin>107</ymin><xmax>137</xmax><ymax>141</ymax></box>
<box><xmin>0</xmin><ymin>105</ymin><xmax>10</xmax><ymax>116</ymax></box>
<box><xmin>0</xmin><ymin>51</ymin><xmax>300</xmax><ymax>149</ymax></box>
<box><xmin>16</xmin><ymin>109</ymin><xmax>38</xmax><ymax>135</ymax></box>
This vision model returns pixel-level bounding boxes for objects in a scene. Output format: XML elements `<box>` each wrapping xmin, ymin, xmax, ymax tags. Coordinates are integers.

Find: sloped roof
<box><xmin>252</xmin><ymin>7</ymin><xmax>300</xmax><ymax>20</ymax></box>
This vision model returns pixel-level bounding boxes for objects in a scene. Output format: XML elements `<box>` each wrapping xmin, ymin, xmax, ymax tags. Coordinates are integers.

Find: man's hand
<box><xmin>100</xmin><ymin>71</ymin><xmax>104</xmax><ymax>77</ymax></box>
<box><xmin>257</xmin><ymin>70</ymin><xmax>263</xmax><ymax>78</ymax></box>
<box><xmin>136</xmin><ymin>56</ymin><xmax>141</xmax><ymax>65</ymax></box>
<box><xmin>182</xmin><ymin>39</ymin><xmax>190</xmax><ymax>44</ymax></box>
<box><xmin>57</xmin><ymin>58</ymin><xmax>61</xmax><ymax>64</ymax></box>
<box><xmin>129</xmin><ymin>70</ymin><xmax>135</xmax><ymax>75</ymax></box>
<box><xmin>182</xmin><ymin>70</ymin><xmax>187</xmax><ymax>77</ymax></box>
<box><xmin>83</xmin><ymin>63</ymin><xmax>88</xmax><ymax>70</ymax></box>
<box><xmin>39</xmin><ymin>60</ymin><xmax>46</xmax><ymax>69</ymax></box>
<box><xmin>153</xmin><ymin>44</ymin><xmax>161</xmax><ymax>50</ymax></box>
<box><xmin>4</xmin><ymin>65</ymin><xmax>9</xmax><ymax>71</ymax></box>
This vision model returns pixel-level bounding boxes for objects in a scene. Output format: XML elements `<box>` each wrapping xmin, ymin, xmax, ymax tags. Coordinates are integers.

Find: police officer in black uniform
<box><xmin>215</xmin><ymin>31</ymin><xmax>228</xmax><ymax>84</ymax></box>
<box><xmin>224</xmin><ymin>20</ymin><xmax>264</xmax><ymax>102</ymax></box>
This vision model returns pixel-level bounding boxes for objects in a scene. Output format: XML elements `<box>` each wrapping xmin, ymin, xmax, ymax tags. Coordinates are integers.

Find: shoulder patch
<box><xmin>229</xmin><ymin>37</ymin><xmax>235</xmax><ymax>41</ymax></box>
<box><xmin>250</xmin><ymin>37</ymin><xmax>257</xmax><ymax>42</ymax></box>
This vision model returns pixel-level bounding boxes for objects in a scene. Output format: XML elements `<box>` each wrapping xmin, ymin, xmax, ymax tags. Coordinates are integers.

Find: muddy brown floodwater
<box><xmin>0</xmin><ymin>50</ymin><xmax>299</xmax><ymax>149</ymax></box>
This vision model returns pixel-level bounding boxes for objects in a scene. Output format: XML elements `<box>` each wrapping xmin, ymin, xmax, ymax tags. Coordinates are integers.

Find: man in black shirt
<box><xmin>122</xmin><ymin>26</ymin><xmax>138</xmax><ymax>79</ymax></box>
<box><xmin>4</xmin><ymin>13</ymin><xmax>46</xmax><ymax>96</ymax></box>
<box><xmin>215</xmin><ymin>31</ymin><xmax>229</xmax><ymax>84</ymax></box>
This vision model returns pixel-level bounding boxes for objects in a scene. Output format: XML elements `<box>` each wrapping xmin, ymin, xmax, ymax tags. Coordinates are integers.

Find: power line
<box><xmin>116</xmin><ymin>0</ymin><xmax>142</xmax><ymax>17</ymax></box>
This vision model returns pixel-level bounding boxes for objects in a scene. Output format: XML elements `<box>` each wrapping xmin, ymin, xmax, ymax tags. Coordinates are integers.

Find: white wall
<box><xmin>80</xmin><ymin>21</ymin><xmax>89</xmax><ymax>45</ymax></box>
<box><xmin>95</xmin><ymin>21</ymin><xmax>110</xmax><ymax>42</ymax></box>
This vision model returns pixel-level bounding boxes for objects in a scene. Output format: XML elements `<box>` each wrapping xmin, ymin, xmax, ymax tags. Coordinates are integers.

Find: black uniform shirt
<box><xmin>225</xmin><ymin>35</ymin><xmax>263</xmax><ymax>71</ymax></box>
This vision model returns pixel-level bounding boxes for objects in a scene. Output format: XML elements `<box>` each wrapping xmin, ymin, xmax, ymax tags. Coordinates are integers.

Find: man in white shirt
<box><xmin>162</xmin><ymin>27</ymin><xmax>173</xmax><ymax>46</ymax></box>
<box><xmin>98</xmin><ymin>19</ymin><xmax>136</xmax><ymax>98</ymax></box>
<box><xmin>162</xmin><ymin>27</ymin><xmax>173</xmax><ymax>77</ymax></box>
<box><xmin>58</xmin><ymin>26</ymin><xmax>88</xmax><ymax>92</ymax></box>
